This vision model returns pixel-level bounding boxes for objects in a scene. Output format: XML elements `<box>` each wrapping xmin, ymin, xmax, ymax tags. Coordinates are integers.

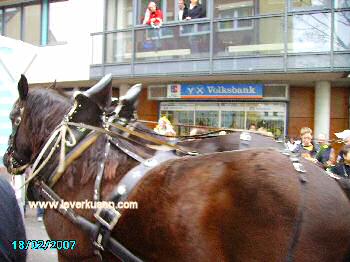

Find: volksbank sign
<box><xmin>180</xmin><ymin>84</ymin><xmax>263</xmax><ymax>99</ymax></box>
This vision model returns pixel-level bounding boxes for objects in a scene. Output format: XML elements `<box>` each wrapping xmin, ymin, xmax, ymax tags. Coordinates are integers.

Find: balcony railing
<box><xmin>90</xmin><ymin>10</ymin><xmax>350</xmax><ymax>77</ymax></box>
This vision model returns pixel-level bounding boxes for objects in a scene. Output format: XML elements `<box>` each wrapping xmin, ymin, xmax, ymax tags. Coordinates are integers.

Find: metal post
<box><xmin>41</xmin><ymin>0</ymin><xmax>49</xmax><ymax>46</ymax></box>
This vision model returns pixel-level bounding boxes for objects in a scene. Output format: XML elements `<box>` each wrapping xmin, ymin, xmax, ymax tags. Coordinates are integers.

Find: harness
<box><xmin>8</xmin><ymin>99</ymin><xmax>309</xmax><ymax>262</ymax></box>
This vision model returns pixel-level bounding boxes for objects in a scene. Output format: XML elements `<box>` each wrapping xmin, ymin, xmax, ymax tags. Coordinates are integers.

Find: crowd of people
<box><xmin>154</xmin><ymin>116</ymin><xmax>350</xmax><ymax>179</ymax></box>
<box><xmin>287</xmin><ymin>127</ymin><xmax>350</xmax><ymax>179</ymax></box>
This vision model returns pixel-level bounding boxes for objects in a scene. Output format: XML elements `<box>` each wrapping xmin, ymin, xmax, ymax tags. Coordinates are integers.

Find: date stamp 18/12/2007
<box><xmin>12</xmin><ymin>240</ymin><xmax>76</xmax><ymax>250</ymax></box>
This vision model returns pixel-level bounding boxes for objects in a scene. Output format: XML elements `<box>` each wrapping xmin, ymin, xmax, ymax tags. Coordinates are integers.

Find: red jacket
<box><xmin>146</xmin><ymin>9</ymin><xmax>163</xmax><ymax>25</ymax></box>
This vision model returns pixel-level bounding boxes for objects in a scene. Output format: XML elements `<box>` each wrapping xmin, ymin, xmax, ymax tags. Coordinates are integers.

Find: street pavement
<box><xmin>24</xmin><ymin>207</ymin><xmax>58</xmax><ymax>262</ymax></box>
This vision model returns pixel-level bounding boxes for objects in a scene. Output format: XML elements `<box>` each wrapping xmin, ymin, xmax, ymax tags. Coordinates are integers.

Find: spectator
<box><xmin>0</xmin><ymin>176</ymin><xmax>27</xmax><ymax>262</ymax></box>
<box><xmin>335</xmin><ymin>129</ymin><xmax>350</xmax><ymax>162</ymax></box>
<box><xmin>249</xmin><ymin>124</ymin><xmax>256</xmax><ymax>131</ymax></box>
<box><xmin>190</xmin><ymin>128</ymin><xmax>207</xmax><ymax>136</ymax></box>
<box><xmin>143</xmin><ymin>1</ymin><xmax>163</xmax><ymax>28</ymax></box>
<box><xmin>178</xmin><ymin>0</ymin><xmax>189</xmax><ymax>21</ymax></box>
<box><xmin>186</xmin><ymin>0</ymin><xmax>206</xmax><ymax>20</ymax></box>
<box><xmin>315</xmin><ymin>133</ymin><xmax>334</xmax><ymax>169</ymax></box>
<box><xmin>292</xmin><ymin>127</ymin><xmax>319</xmax><ymax>162</ymax></box>
<box><xmin>154</xmin><ymin>116</ymin><xmax>176</xmax><ymax>136</ymax></box>
<box><xmin>329</xmin><ymin>144</ymin><xmax>350</xmax><ymax>178</ymax></box>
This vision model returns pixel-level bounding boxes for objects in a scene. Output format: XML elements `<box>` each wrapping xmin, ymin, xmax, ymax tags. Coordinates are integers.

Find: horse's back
<box><xmin>117</xmin><ymin>148</ymin><xmax>350</xmax><ymax>261</ymax></box>
<box><xmin>0</xmin><ymin>176</ymin><xmax>27</xmax><ymax>262</ymax></box>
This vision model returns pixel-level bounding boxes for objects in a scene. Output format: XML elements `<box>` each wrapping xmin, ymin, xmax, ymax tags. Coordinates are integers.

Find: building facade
<box><xmin>1</xmin><ymin>0</ymin><xmax>350</xmax><ymax>140</ymax></box>
<box><xmin>90</xmin><ymin>0</ymin><xmax>350</xmax><ymax>140</ymax></box>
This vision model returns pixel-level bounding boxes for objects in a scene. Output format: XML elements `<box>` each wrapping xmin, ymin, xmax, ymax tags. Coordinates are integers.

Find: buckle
<box><xmin>94</xmin><ymin>207</ymin><xmax>121</xmax><ymax>230</ymax></box>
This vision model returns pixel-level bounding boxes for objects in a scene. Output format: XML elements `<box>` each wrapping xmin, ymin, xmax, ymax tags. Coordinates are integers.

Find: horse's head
<box><xmin>3</xmin><ymin>75</ymin><xmax>31</xmax><ymax>174</ymax></box>
<box><xmin>3</xmin><ymin>74</ymin><xmax>113</xmax><ymax>175</ymax></box>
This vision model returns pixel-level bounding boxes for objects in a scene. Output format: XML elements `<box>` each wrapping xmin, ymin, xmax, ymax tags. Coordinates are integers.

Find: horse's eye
<box><xmin>14</xmin><ymin>117</ymin><xmax>21</xmax><ymax>126</ymax></box>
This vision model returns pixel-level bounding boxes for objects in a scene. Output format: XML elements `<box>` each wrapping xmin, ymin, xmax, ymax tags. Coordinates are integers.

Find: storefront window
<box><xmin>4</xmin><ymin>7</ymin><xmax>21</xmax><ymax>40</ymax></box>
<box><xmin>23</xmin><ymin>4</ymin><xmax>41</xmax><ymax>45</ymax></box>
<box><xmin>160</xmin><ymin>102</ymin><xmax>286</xmax><ymax>138</ymax></box>
<box><xmin>107</xmin><ymin>0</ymin><xmax>133</xmax><ymax>30</ymax></box>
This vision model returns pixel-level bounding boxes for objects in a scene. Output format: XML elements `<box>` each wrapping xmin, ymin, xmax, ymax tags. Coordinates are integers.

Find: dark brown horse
<box><xmin>4</xmin><ymin>75</ymin><xmax>350</xmax><ymax>261</ymax></box>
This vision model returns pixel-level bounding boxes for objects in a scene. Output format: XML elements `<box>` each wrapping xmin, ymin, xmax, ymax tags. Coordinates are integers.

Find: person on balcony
<box><xmin>142</xmin><ymin>1</ymin><xmax>163</xmax><ymax>28</ymax></box>
<box><xmin>178</xmin><ymin>0</ymin><xmax>189</xmax><ymax>21</ymax></box>
<box><xmin>186</xmin><ymin>0</ymin><xmax>206</xmax><ymax>20</ymax></box>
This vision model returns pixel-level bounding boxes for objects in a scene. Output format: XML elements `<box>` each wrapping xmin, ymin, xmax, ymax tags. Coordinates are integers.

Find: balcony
<box><xmin>90</xmin><ymin>10</ymin><xmax>350</xmax><ymax>79</ymax></box>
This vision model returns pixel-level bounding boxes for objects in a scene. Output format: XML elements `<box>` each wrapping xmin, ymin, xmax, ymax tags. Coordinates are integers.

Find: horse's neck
<box><xmin>101</xmin><ymin>143</ymin><xmax>140</xmax><ymax>199</ymax></box>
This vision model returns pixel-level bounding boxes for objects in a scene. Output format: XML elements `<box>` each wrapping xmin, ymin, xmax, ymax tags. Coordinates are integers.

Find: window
<box><xmin>107</xmin><ymin>0</ymin><xmax>133</xmax><ymax>30</ymax></box>
<box><xmin>137</xmin><ymin>0</ymin><xmax>208</xmax><ymax>24</ymax></box>
<box><xmin>335</xmin><ymin>0</ymin><xmax>350</xmax><ymax>8</ymax></box>
<box><xmin>23</xmin><ymin>4</ymin><xmax>41</xmax><ymax>45</ymax></box>
<box><xmin>160</xmin><ymin>101</ymin><xmax>287</xmax><ymax>138</ymax></box>
<box><xmin>215</xmin><ymin>0</ymin><xmax>285</xmax><ymax>17</ymax></box>
<box><xmin>4</xmin><ymin>7</ymin><xmax>21</xmax><ymax>40</ymax></box>
<box><xmin>215</xmin><ymin>1</ymin><xmax>254</xmax><ymax>31</ymax></box>
<box><xmin>215</xmin><ymin>0</ymin><xmax>254</xmax><ymax>18</ymax></box>
<box><xmin>48</xmin><ymin>1</ymin><xmax>69</xmax><ymax>45</ymax></box>
<box><xmin>0</xmin><ymin>10</ymin><xmax>3</xmax><ymax>35</ymax></box>
<box><xmin>138</xmin><ymin>0</ymin><xmax>164</xmax><ymax>24</ymax></box>
<box><xmin>289</xmin><ymin>0</ymin><xmax>331</xmax><ymax>11</ymax></box>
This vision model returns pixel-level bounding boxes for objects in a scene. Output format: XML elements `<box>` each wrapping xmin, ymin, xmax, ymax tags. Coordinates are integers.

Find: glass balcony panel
<box><xmin>107</xmin><ymin>0</ymin><xmax>133</xmax><ymax>30</ymax></box>
<box><xmin>91</xmin><ymin>34</ymin><xmax>103</xmax><ymax>65</ymax></box>
<box><xmin>0</xmin><ymin>10</ymin><xmax>3</xmax><ymax>35</ymax></box>
<box><xmin>213</xmin><ymin>17</ymin><xmax>284</xmax><ymax>57</ymax></box>
<box><xmin>214</xmin><ymin>0</ymin><xmax>285</xmax><ymax>17</ymax></box>
<box><xmin>335</xmin><ymin>0</ymin><xmax>350</xmax><ymax>8</ymax></box>
<box><xmin>135</xmin><ymin>23</ymin><xmax>210</xmax><ymax>61</ymax></box>
<box><xmin>105</xmin><ymin>32</ymin><xmax>132</xmax><ymax>64</ymax></box>
<box><xmin>334</xmin><ymin>11</ymin><xmax>350</xmax><ymax>51</ymax></box>
<box><xmin>287</xmin><ymin>13</ymin><xmax>331</xmax><ymax>53</ymax></box>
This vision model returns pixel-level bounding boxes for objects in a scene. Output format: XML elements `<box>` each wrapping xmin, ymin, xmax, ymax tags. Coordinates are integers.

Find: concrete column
<box><xmin>119</xmin><ymin>84</ymin><xmax>130</xmax><ymax>97</ymax></box>
<box><xmin>314</xmin><ymin>81</ymin><xmax>331</xmax><ymax>139</ymax></box>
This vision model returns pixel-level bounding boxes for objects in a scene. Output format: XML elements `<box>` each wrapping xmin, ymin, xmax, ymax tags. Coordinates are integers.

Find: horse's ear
<box><xmin>120</xmin><ymin>83</ymin><xmax>142</xmax><ymax>106</ymax></box>
<box><xmin>118</xmin><ymin>83</ymin><xmax>142</xmax><ymax>120</ymax></box>
<box><xmin>46</xmin><ymin>80</ymin><xmax>57</xmax><ymax>89</ymax></box>
<box><xmin>83</xmin><ymin>74</ymin><xmax>112</xmax><ymax>111</ymax></box>
<box><xmin>18</xmin><ymin>74</ymin><xmax>29</xmax><ymax>100</ymax></box>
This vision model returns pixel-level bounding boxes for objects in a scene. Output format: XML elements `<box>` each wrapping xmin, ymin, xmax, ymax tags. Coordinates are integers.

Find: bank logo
<box><xmin>167</xmin><ymin>84</ymin><xmax>181</xmax><ymax>98</ymax></box>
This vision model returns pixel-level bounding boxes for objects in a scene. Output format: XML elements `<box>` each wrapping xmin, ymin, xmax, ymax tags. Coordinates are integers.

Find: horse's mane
<box><xmin>24</xmin><ymin>88</ymin><xmax>72</xmax><ymax>158</ymax></box>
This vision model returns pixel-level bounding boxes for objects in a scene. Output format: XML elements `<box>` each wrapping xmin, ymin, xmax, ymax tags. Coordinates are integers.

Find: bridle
<box><xmin>6</xmin><ymin>104</ymin><xmax>30</xmax><ymax>174</ymax></box>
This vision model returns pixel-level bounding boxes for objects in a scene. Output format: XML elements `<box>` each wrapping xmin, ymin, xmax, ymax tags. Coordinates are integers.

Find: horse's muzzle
<box><xmin>3</xmin><ymin>150</ymin><xmax>28</xmax><ymax>175</ymax></box>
